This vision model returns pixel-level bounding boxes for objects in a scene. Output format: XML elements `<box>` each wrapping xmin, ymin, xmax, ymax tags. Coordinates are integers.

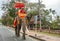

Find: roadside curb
<box><xmin>20</xmin><ymin>32</ymin><xmax>45</xmax><ymax>41</ymax></box>
<box><xmin>29</xmin><ymin>35</ymin><xmax>46</xmax><ymax>41</ymax></box>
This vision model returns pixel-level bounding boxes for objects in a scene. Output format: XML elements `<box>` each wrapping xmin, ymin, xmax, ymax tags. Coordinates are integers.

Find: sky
<box><xmin>30</xmin><ymin>0</ymin><xmax>60</xmax><ymax>15</ymax></box>
<box><xmin>0</xmin><ymin>0</ymin><xmax>60</xmax><ymax>19</ymax></box>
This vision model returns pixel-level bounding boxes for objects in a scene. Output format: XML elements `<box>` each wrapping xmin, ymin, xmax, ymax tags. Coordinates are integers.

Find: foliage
<box><xmin>1</xmin><ymin>0</ymin><xmax>28</xmax><ymax>25</ymax></box>
<box><xmin>1</xmin><ymin>0</ymin><xmax>60</xmax><ymax>30</ymax></box>
<box><xmin>1</xmin><ymin>0</ymin><xmax>16</xmax><ymax>25</ymax></box>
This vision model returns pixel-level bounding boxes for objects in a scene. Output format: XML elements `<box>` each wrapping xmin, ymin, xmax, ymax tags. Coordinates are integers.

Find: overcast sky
<box><xmin>0</xmin><ymin>0</ymin><xmax>60</xmax><ymax>18</ymax></box>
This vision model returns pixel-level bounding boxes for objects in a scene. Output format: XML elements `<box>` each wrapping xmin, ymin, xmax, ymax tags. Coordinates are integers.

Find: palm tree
<box><xmin>43</xmin><ymin>9</ymin><xmax>56</xmax><ymax>33</ymax></box>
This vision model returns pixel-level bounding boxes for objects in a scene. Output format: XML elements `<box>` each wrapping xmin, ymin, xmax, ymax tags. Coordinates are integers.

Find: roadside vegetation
<box><xmin>1</xmin><ymin>0</ymin><xmax>60</xmax><ymax>36</ymax></box>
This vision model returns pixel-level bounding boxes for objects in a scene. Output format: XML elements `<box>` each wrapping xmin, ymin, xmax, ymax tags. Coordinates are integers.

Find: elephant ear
<box><xmin>13</xmin><ymin>18</ymin><xmax>17</xmax><ymax>27</ymax></box>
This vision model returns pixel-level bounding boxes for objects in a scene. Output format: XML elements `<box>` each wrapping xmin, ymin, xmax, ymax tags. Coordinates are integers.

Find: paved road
<box><xmin>0</xmin><ymin>25</ymin><xmax>39</xmax><ymax>41</ymax></box>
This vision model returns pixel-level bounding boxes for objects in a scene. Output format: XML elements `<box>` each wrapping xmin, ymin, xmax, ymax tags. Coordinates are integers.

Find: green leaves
<box><xmin>8</xmin><ymin>8</ymin><xmax>16</xmax><ymax>17</ymax></box>
<box><xmin>43</xmin><ymin>9</ymin><xmax>49</xmax><ymax>15</ymax></box>
<box><xmin>1</xmin><ymin>0</ymin><xmax>15</xmax><ymax>25</ymax></box>
<box><xmin>29</xmin><ymin>10</ymin><xmax>38</xmax><ymax>16</ymax></box>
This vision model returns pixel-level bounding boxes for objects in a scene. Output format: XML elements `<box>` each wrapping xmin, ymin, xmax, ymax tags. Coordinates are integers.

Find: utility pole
<box><xmin>38</xmin><ymin>0</ymin><xmax>42</xmax><ymax>32</ymax></box>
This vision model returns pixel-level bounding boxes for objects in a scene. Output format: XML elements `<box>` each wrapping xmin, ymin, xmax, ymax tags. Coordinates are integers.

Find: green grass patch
<box><xmin>30</xmin><ymin>30</ymin><xmax>60</xmax><ymax>37</ymax></box>
<box><xmin>38</xmin><ymin>32</ymin><xmax>60</xmax><ymax>37</ymax></box>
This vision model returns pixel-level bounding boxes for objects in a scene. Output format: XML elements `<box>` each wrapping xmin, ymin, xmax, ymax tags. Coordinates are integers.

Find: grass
<box><xmin>38</xmin><ymin>32</ymin><xmax>60</xmax><ymax>37</ymax></box>
<box><xmin>30</xmin><ymin>30</ymin><xmax>60</xmax><ymax>37</ymax></box>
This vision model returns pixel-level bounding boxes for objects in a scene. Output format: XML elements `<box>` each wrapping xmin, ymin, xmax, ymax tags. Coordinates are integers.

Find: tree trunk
<box><xmin>49</xmin><ymin>27</ymin><xmax>50</xmax><ymax>33</ymax></box>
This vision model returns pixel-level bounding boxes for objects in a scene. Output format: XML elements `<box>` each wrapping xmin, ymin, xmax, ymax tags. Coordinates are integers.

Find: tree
<box><xmin>52</xmin><ymin>15</ymin><xmax>60</xmax><ymax>30</ymax></box>
<box><xmin>42</xmin><ymin>9</ymin><xmax>56</xmax><ymax>33</ymax></box>
<box><xmin>26</xmin><ymin>2</ymin><xmax>45</xmax><ymax>31</ymax></box>
<box><xmin>1</xmin><ymin>0</ymin><xmax>17</xmax><ymax>25</ymax></box>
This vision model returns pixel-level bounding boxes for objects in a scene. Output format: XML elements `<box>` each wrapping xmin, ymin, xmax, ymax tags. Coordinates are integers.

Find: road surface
<box><xmin>0</xmin><ymin>25</ymin><xmax>39</xmax><ymax>41</ymax></box>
